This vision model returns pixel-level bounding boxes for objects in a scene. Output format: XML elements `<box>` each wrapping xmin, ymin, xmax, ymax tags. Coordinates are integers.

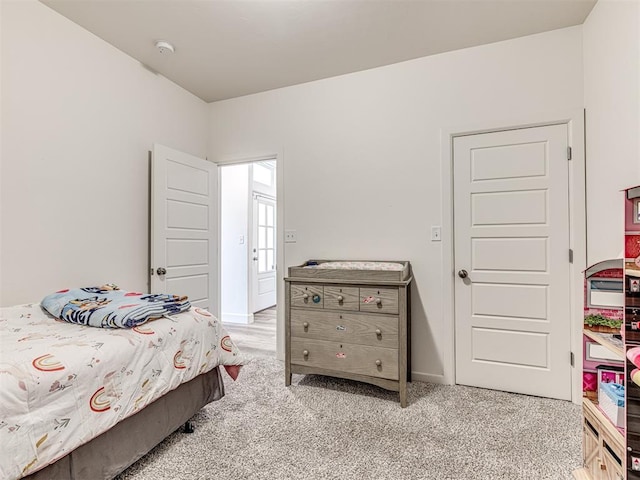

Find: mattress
<box><xmin>24</xmin><ymin>369</ymin><xmax>224</xmax><ymax>480</ymax></box>
<box><xmin>0</xmin><ymin>303</ymin><xmax>246</xmax><ymax>480</ymax></box>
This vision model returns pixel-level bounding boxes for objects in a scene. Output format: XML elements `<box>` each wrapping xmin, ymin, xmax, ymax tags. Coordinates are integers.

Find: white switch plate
<box><xmin>285</xmin><ymin>230</ymin><xmax>297</xmax><ymax>243</ymax></box>
<box><xmin>431</xmin><ymin>226</ymin><xmax>441</xmax><ymax>242</ymax></box>
<box><xmin>239</xmin><ymin>235</ymin><xmax>245</xmax><ymax>245</ymax></box>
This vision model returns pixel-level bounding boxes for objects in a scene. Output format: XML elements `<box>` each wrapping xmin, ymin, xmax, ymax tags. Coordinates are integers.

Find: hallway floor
<box><xmin>222</xmin><ymin>306</ymin><xmax>276</xmax><ymax>357</ymax></box>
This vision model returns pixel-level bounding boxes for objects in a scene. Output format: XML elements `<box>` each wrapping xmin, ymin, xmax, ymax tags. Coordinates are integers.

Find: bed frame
<box><xmin>24</xmin><ymin>367</ymin><xmax>225</xmax><ymax>480</ymax></box>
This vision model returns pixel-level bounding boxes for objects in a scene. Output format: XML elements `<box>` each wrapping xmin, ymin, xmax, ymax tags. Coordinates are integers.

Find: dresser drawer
<box><xmin>290</xmin><ymin>284</ymin><xmax>324</xmax><ymax>308</ymax></box>
<box><xmin>291</xmin><ymin>337</ymin><xmax>399</xmax><ymax>380</ymax></box>
<box><xmin>359</xmin><ymin>287</ymin><xmax>399</xmax><ymax>314</ymax></box>
<box><xmin>323</xmin><ymin>286</ymin><xmax>359</xmax><ymax>311</ymax></box>
<box><xmin>290</xmin><ymin>309</ymin><xmax>398</xmax><ymax>348</ymax></box>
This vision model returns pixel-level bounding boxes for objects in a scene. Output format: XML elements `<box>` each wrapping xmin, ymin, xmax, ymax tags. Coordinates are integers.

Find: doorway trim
<box><xmin>440</xmin><ymin>109</ymin><xmax>585</xmax><ymax>404</ymax></box>
<box><xmin>215</xmin><ymin>151</ymin><xmax>285</xmax><ymax>361</ymax></box>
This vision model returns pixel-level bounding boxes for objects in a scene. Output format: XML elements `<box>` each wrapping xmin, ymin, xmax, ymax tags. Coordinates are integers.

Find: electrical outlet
<box><xmin>285</xmin><ymin>230</ymin><xmax>297</xmax><ymax>243</ymax></box>
<box><xmin>431</xmin><ymin>226</ymin><xmax>441</xmax><ymax>242</ymax></box>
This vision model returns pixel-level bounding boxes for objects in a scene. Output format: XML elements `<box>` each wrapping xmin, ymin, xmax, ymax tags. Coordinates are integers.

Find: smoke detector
<box><xmin>155</xmin><ymin>41</ymin><xmax>175</xmax><ymax>54</ymax></box>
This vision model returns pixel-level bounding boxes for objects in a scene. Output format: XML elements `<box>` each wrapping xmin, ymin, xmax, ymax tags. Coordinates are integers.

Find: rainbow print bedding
<box><xmin>0</xmin><ymin>303</ymin><xmax>247</xmax><ymax>480</ymax></box>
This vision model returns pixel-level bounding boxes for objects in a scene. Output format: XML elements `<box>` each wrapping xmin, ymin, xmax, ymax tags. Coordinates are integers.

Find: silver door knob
<box><xmin>156</xmin><ymin>267</ymin><xmax>167</xmax><ymax>275</ymax></box>
<box><xmin>375</xmin><ymin>359</ymin><xmax>382</xmax><ymax>366</ymax></box>
<box><xmin>375</xmin><ymin>329</ymin><xmax>382</xmax><ymax>335</ymax></box>
<box><xmin>303</xmin><ymin>322</ymin><xmax>309</xmax><ymax>329</ymax></box>
<box><xmin>303</xmin><ymin>350</ymin><xmax>309</xmax><ymax>357</ymax></box>
<box><xmin>337</xmin><ymin>295</ymin><xmax>344</xmax><ymax>302</ymax></box>
<box><xmin>458</xmin><ymin>269</ymin><xmax>468</xmax><ymax>279</ymax></box>
<box><xmin>375</xmin><ymin>298</ymin><xmax>382</xmax><ymax>305</ymax></box>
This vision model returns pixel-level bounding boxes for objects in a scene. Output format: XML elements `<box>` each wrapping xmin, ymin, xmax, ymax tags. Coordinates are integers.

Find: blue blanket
<box><xmin>41</xmin><ymin>284</ymin><xmax>191</xmax><ymax>328</ymax></box>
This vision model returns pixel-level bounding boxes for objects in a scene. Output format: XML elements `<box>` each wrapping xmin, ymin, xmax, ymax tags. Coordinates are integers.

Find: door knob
<box><xmin>253</xmin><ymin>257</ymin><xmax>258</xmax><ymax>261</ymax></box>
<box><xmin>458</xmin><ymin>269</ymin><xmax>468</xmax><ymax>279</ymax></box>
<box><xmin>156</xmin><ymin>267</ymin><xmax>167</xmax><ymax>275</ymax></box>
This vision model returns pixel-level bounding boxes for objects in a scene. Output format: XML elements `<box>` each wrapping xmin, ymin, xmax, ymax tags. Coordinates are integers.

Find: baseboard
<box><xmin>221</xmin><ymin>312</ymin><xmax>254</xmax><ymax>324</ymax></box>
<box><xmin>411</xmin><ymin>371</ymin><xmax>448</xmax><ymax>385</ymax></box>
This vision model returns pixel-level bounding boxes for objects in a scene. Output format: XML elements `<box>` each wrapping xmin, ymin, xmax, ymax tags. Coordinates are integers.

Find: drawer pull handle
<box><xmin>303</xmin><ymin>293</ymin><xmax>309</xmax><ymax>300</ymax></box>
<box><xmin>375</xmin><ymin>329</ymin><xmax>382</xmax><ymax>336</ymax></box>
<box><xmin>303</xmin><ymin>350</ymin><xmax>309</xmax><ymax>357</ymax></box>
<box><xmin>337</xmin><ymin>295</ymin><xmax>344</xmax><ymax>302</ymax></box>
<box><xmin>375</xmin><ymin>298</ymin><xmax>382</xmax><ymax>305</ymax></box>
<box><xmin>375</xmin><ymin>359</ymin><xmax>382</xmax><ymax>366</ymax></box>
<box><xmin>303</xmin><ymin>322</ymin><xmax>309</xmax><ymax>329</ymax></box>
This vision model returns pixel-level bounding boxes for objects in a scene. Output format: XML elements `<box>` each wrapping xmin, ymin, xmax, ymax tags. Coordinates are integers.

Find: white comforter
<box><xmin>0</xmin><ymin>303</ymin><xmax>246</xmax><ymax>479</ymax></box>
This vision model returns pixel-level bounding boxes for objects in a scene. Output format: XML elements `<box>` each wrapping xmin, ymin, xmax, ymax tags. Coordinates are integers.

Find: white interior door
<box><xmin>251</xmin><ymin>194</ymin><xmax>276</xmax><ymax>312</ymax></box>
<box><xmin>151</xmin><ymin>144</ymin><xmax>217</xmax><ymax>312</ymax></box>
<box><xmin>453</xmin><ymin>124</ymin><xmax>572</xmax><ymax>400</ymax></box>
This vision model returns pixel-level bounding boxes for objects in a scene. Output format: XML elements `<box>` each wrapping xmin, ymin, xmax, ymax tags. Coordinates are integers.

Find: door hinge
<box><xmin>570</xmin><ymin>351</ymin><xmax>575</xmax><ymax>367</ymax></box>
<box><xmin>150</xmin><ymin>267</ymin><xmax>154</xmax><ymax>276</ymax></box>
<box><xmin>567</xmin><ymin>146</ymin><xmax>572</xmax><ymax>160</ymax></box>
<box><xmin>569</xmin><ymin>249</ymin><xmax>574</xmax><ymax>263</ymax></box>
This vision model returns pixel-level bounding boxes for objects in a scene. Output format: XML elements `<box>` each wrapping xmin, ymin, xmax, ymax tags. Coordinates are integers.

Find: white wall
<box><xmin>209</xmin><ymin>27</ymin><xmax>584</xmax><ymax>381</ymax></box>
<box><xmin>220</xmin><ymin>163</ymin><xmax>250</xmax><ymax>323</ymax></box>
<box><xmin>0</xmin><ymin>1</ymin><xmax>209</xmax><ymax>306</ymax></box>
<box><xmin>583</xmin><ymin>0</ymin><xmax>640</xmax><ymax>265</ymax></box>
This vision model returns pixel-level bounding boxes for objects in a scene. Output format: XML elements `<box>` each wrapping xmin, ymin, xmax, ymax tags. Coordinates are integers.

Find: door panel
<box><xmin>258</xmin><ymin>276</ymin><xmax>276</xmax><ymax>295</ymax></box>
<box><xmin>472</xmin><ymin>283</ymin><xmax>547</xmax><ymax>319</ymax></box>
<box><xmin>166</xmin><ymin>239</ymin><xmax>208</xmax><ymax>267</ymax></box>
<box><xmin>454</xmin><ymin>124</ymin><xmax>571</xmax><ymax>400</ymax></box>
<box><xmin>471</xmin><ymin>141</ymin><xmax>547</xmax><ymax>181</ymax></box>
<box><xmin>151</xmin><ymin>144</ymin><xmax>217</xmax><ymax>313</ymax></box>
<box><xmin>472</xmin><ymin>237</ymin><xmax>547</xmax><ymax>272</ymax></box>
<box><xmin>166</xmin><ymin>200</ymin><xmax>208</xmax><ymax>229</ymax></box>
<box><xmin>471</xmin><ymin>328</ymin><xmax>549</xmax><ymax>367</ymax></box>
<box><xmin>472</xmin><ymin>190</ymin><xmax>547</xmax><ymax>225</ymax></box>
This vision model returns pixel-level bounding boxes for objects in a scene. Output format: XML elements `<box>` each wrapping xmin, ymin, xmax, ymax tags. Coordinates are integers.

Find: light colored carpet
<box><xmin>116</xmin><ymin>356</ymin><xmax>581</xmax><ymax>480</ymax></box>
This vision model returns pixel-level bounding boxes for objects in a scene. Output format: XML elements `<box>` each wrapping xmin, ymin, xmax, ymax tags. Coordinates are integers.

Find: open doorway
<box><xmin>219</xmin><ymin>159</ymin><xmax>277</xmax><ymax>357</ymax></box>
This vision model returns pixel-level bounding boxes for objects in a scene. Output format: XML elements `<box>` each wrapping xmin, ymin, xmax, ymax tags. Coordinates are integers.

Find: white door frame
<box><xmin>440</xmin><ymin>109</ymin><xmax>585</xmax><ymax>404</ymax></box>
<box><xmin>215</xmin><ymin>151</ymin><xmax>285</xmax><ymax>361</ymax></box>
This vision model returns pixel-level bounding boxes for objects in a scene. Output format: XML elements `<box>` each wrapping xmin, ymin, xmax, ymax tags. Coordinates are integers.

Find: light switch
<box><xmin>431</xmin><ymin>226</ymin><xmax>441</xmax><ymax>242</ymax></box>
<box><xmin>239</xmin><ymin>235</ymin><xmax>245</xmax><ymax>245</ymax></box>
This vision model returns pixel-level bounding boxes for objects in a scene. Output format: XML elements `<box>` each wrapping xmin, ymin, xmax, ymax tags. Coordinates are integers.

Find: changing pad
<box><xmin>304</xmin><ymin>261</ymin><xmax>404</xmax><ymax>271</ymax></box>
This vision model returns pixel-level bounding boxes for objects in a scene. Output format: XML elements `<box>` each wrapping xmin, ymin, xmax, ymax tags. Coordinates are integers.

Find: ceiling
<box><xmin>41</xmin><ymin>0</ymin><xmax>597</xmax><ymax>103</ymax></box>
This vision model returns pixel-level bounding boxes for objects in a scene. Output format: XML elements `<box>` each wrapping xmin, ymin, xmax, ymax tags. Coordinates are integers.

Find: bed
<box><xmin>0</xmin><ymin>302</ymin><xmax>246</xmax><ymax>480</ymax></box>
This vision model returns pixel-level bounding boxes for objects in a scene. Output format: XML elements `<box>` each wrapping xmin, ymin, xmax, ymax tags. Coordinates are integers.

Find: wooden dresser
<box><xmin>284</xmin><ymin>260</ymin><xmax>412</xmax><ymax>407</ymax></box>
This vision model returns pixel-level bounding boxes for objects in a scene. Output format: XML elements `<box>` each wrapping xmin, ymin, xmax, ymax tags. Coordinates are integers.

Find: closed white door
<box><xmin>454</xmin><ymin>124</ymin><xmax>571</xmax><ymax>400</ymax></box>
<box><xmin>151</xmin><ymin>144</ymin><xmax>217</xmax><ymax>311</ymax></box>
<box><xmin>251</xmin><ymin>195</ymin><xmax>276</xmax><ymax>312</ymax></box>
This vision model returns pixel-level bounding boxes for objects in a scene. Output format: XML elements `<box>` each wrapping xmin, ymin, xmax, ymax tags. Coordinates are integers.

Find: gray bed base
<box><xmin>24</xmin><ymin>367</ymin><xmax>225</xmax><ymax>480</ymax></box>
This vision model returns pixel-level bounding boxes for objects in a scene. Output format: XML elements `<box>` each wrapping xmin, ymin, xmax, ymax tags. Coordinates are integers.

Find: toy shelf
<box><xmin>573</xmin><ymin>397</ymin><xmax>626</xmax><ymax>480</ymax></box>
<box><xmin>583</xmin><ymin>329</ymin><xmax>624</xmax><ymax>359</ymax></box>
<box><xmin>584</xmin><ymin>396</ymin><xmax>625</xmax><ymax>444</ymax></box>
